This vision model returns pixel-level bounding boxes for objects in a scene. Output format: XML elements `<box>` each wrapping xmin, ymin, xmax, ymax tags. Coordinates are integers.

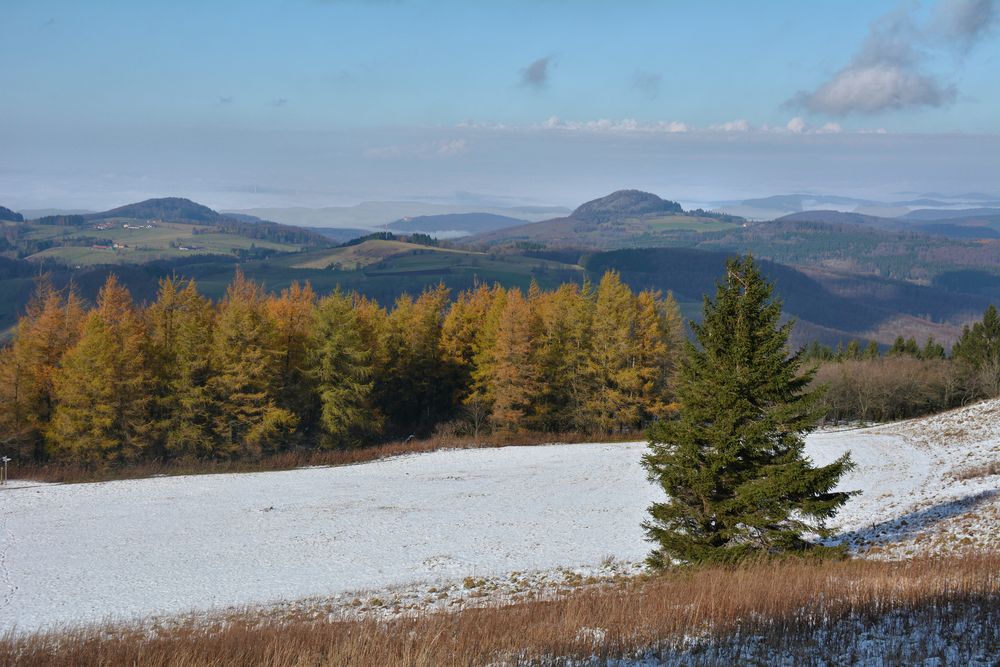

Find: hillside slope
<box><xmin>3</xmin><ymin>399</ymin><xmax>997</xmax><ymax>631</ymax></box>
<box><xmin>587</xmin><ymin>247</ymin><xmax>991</xmax><ymax>346</ymax></box>
<box><xmin>778</xmin><ymin>210</ymin><xmax>1000</xmax><ymax>239</ymax></box>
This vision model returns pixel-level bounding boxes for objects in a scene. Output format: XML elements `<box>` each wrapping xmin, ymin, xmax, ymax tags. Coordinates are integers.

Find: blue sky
<box><xmin>1</xmin><ymin>0</ymin><xmax>998</xmax><ymax>210</ymax></box>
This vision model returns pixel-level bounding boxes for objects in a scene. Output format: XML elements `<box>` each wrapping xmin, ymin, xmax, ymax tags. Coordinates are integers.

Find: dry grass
<box><xmin>10</xmin><ymin>431</ymin><xmax>637</xmax><ymax>485</ymax></box>
<box><xmin>952</xmin><ymin>460</ymin><xmax>1000</xmax><ymax>481</ymax></box>
<box><xmin>3</xmin><ymin>555</ymin><xmax>997</xmax><ymax>666</ymax></box>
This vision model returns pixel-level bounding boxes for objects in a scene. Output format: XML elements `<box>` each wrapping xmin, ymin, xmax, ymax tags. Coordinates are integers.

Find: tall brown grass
<box><xmin>4</xmin><ymin>554</ymin><xmax>997</xmax><ymax>666</ymax></box>
<box><xmin>10</xmin><ymin>430</ymin><xmax>638</xmax><ymax>485</ymax></box>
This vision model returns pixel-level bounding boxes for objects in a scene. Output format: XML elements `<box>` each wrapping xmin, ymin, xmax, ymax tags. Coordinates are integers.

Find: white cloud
<box><xmin>799</xmin><ymin>64</ymin><xmax>956</xmax><ymax>115</ymax></box>
<box><xmin>786</xmin><ymin>117</ymin><xmax>807</xmax><ymax>134</ymax></box>
<box><xmin>712</xmin><ymin>119</ymin><xmax>751</xmax><ymax>132</ymax></box>
<box><xmin>461</xmin><ymin>117</ymin><xmax>882</xmax><ymax>136</ymax></box>
<box><xmin>435</xmin><ymin>139</ymin><xmax>468</xmax><ymax>156</ymax></box>
<box><xmin>930</xmin><ymin>0</ymin><xmax>998</xmax><ymax>51</ymax></box>
<box><xmin>791</xmin><ymin>0</ymin><xmax>993</xmax><ymax>116</ymax></box>
<box><xmin>540</xmin><ymin>116</ymin><xmax>688</xmax><ymax>133</ymax></box>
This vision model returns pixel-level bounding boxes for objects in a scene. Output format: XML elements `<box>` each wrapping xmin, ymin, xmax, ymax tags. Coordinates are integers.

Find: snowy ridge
<box><xmin>0</xmin><ymin>400</ymin><xmax>997</xmax><ymax>632</ymax></box>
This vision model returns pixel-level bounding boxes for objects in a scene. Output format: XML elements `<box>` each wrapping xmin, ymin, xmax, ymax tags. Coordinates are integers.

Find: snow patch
<box><xmin>1</xmin><ymin>400</ymin><xmax>998</xmax><ymax>632</ymax></box>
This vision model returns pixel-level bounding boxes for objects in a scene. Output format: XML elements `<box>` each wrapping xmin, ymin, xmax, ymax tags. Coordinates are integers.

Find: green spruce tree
<box><xmin>310</xmin><ymin>290</ymin><xmax>376</xmax><ymax>447</ymax></box>
<box><xmin>642</xmin><ymin>256</ymin><xmax>855</xmax><ymax>566</ymax></box>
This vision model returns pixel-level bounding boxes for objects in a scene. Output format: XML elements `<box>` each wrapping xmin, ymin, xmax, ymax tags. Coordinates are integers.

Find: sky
<box><xmin>1</xmin><ymin>0</ymin><xmax>998</xmax><ymax>211</ymax></box>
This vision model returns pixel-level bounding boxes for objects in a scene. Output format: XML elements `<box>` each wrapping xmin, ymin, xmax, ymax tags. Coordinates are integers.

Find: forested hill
<box><xmin>571</xmin><ymin>190</ymin><xmax>683</xmax><ymax>222</ymax></box>
<box><xmin>86</xmin><ymin>197</ymin><xmax>223</xmax><ymax>223</ymax></box>
<box><xmin>80</xmin><ymin>197</ymin><xmax>332</xmax><ymax>246</ymax></box>
<box><xmin>585</xmin><ymin>247</ymin><xmax>994</xmax><ymax>347</ymax></box>
<box><xmin>0</xmin><ymin>206</ymin><xmax>23</xmax><ymax>222</ymax></box>
<box><xmin>466</xmin><ymin>190</ymin><xmax>743</xmax><ymax>247</ymax></box>
<box><xmin>776</xmin><ymin>210</ymin><xmax>1000</xmax><ymax>240</ymax></box>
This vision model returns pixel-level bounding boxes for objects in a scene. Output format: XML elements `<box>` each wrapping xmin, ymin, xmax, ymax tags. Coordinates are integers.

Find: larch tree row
<box><xmin>0</xmin><ymin>270</ymin><xmax>684</xmax><ymax>466</ymax></box>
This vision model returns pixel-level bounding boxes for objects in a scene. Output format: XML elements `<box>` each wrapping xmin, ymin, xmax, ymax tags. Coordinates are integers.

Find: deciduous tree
<box><xmin>48</xmin><ymin>276</ymin><xmax>152</xmax><ymax>464</ymax></box>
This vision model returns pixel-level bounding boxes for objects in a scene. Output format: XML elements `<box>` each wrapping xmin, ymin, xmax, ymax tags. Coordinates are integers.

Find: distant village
<box><xmin>92</xmin><ymin>218</ymin><xmax>159</xmax><ymax>231</ymax></box>
<box><xmin>90</xmin><ymin>219</ymin><xmax>162</xmax><ymax>251</ymax></box>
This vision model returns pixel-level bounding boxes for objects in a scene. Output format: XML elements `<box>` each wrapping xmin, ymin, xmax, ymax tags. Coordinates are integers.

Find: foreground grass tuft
<box><xmin>3</xmin><ymin>555</ymin><xmax>997</xmax><ymax>666</ymax></box>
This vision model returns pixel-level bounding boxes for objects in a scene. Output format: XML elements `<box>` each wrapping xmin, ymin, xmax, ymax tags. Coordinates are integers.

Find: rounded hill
<box><xmin>571</xmin><ymin>190</ymin><xmax>683</xmax><ymax>223</ymax></box>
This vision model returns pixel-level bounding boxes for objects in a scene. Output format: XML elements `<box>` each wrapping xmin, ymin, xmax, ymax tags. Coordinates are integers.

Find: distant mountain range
<box><xmin>777</xmin><ymin>210</ymin><xmax>1000</xmax><ymax>239</ymax></box>
<box><xmin>901</xmin><ymin>208</ymin><xmax>1000</xmax><ymax>222</ymax></box>
<box><xmin>226</xmin><ymin>201</ymin><xmax>569</xmax><ymax>229</ymax></box>
<box><xmin>4</xmin><ymin>190</ymin><xmax>1000</xmax><ymax>349</ymax></box>
<box><xmin>713</xmin><ymin>192</ymin><xmax>1000</xmax><ymax>221</ymax></box>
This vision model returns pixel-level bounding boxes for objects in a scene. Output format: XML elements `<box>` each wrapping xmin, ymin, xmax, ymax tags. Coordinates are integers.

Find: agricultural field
<box><xmin>642</xmin><ymin>214</ymin><xmax>741</xmax><ymax>233</ymax></box>
<box><xmin>286</xmin><ymin>239</ymin><xmax>473</xmax><ymax>270</ymax></box>
<box><xmin>7</xmin><ymin>219</ymin><xmax>304</xmax><ymax>266</ymax></box>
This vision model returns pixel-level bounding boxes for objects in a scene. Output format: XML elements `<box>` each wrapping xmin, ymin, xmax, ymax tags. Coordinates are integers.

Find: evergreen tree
<box><xmin>47</xmin><ymin>276</ymin><xmax>152</xmax><ymax>464</ymax></box>
<box><xmin>803</xmin><ymin>341</ymin><xmax>831</xmax><ymax>362</ymax></box>
<box><xmin>310</xmin><ymin>290</ymin><xmax>376</xmax><ymax>447</ymax></box>
<box><xmin>352</xmin><ymin>293</ymin><xmax>390</xmax><ymax>431</ymax></box>
<box><xmin>146</xmin><ymin>277</ymin><xmax>217</xmax><ymax>459</ymax></box>
<box><xmin>376</xmin><ymin>284</ymin><xmax>452</xmax><ymax>435</ymax></box>
<box><xmin>889</xmin><ymin>336</ymin><xmax>920</xmax><ymax>358</ymax></box>
<box><xmin>863</xmin><ymin>340</ymin><xmax>880</xmax><ymax>360</ymax></box>
<box><xmin>952</xmin><ymin>305</ymin><xmax>1000</xmax><ymax>396</ymax></box>
<box><xmin>921</xmin><ymin>336</ymin><xmax>945</xmax><ymax>360</ymax></box>
<box><xmin>642</xmin><ymin>257</ymin><xmax>855</xmax><ymax>566</ymax></box>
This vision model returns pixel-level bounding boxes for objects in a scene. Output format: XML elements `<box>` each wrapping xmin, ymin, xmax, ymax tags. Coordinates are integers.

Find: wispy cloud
<box><xmin>930</xmin><ymin>0</ymin><xmax>997</xmax><ymax>51</ymax></box>
<box><xmin>219</xmin><ymin>96</ymin><xmax>233</xmax><ymax>105</ymax></box>
<box><xmin>790</xmin><ymin>0</ymin><xmax>995</xmax><ymax>116</ymax></box>
<box><xmin>461</xmin><ymin>117</ymin><xmax>869</xmax><ymax>136</ymax></box>
<box><xmin>271</xmin><ymin>98</ymin><xmax>289</xmax><ymax>107</ymax></box>
<box><xmin>364</xmin><ymin>138</ymin><xmax>469</xmax><ymax>159</ymax></box>
<box><xmin>631</xmin><ymin>70</ymin><xmax>662</xmax><ymax>100</ymax></box>
<box><xmin>711</xmin><ymin>119</ymin><xmax>751</xmax><ymax>132</ymax></box>
<box><xmin>540</xmin><ymin>116</ymin><xmax>688</xmax><ymax>133</ymax></box>
<box><xmin>520</xmin><ymin>57</ymin><xmax>552</xmax><ymax>89</ymax></box>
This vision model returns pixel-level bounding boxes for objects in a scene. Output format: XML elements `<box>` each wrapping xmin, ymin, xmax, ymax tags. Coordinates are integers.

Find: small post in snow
<box><xmin>0</xmin><ymin>456</ymin><xmax>9</xmax><ymax>485</ymax></box>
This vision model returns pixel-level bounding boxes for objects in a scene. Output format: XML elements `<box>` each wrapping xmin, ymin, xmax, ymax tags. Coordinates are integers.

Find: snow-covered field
<box><xmin>1</xmin><ymin>400</ymin><xmax>998</xmax><ymax>633</ymax></box>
